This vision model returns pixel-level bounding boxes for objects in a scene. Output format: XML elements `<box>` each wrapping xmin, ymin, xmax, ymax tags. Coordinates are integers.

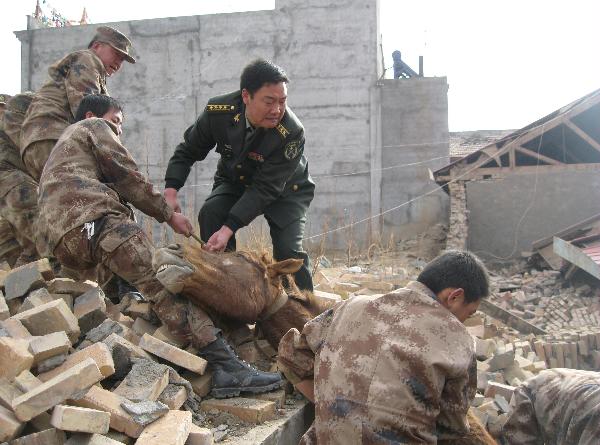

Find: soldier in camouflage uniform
<box><xmin>0</xmin><ymin>93</ymin><xmax>40</xmax><ymax>267</ymax></box>
<box><xmin>37</xmin><ymin>94</ymin><xmax>192</xmax><ymax>303</ymax></box>
<box><xmin>502</xmin><ymin>368</ymin><xmax>600</xmax><ymax>445</ymax></box>
<box><xmin>278</xmin><ymin>250</ymin><xmax>490</xmax><ymax>445</ymax></box>
<box><xmin>164</xmin><ymin>59</ymin><xmax>315</xmax><ymax>292</ymax></box>
<box><xmin>20</xmin><ymin>26</ymin><xmax>135</xmax><ymax>181</ymax></box>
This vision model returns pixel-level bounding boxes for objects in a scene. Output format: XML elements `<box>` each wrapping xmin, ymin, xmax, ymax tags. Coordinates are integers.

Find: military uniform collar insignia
<box><xmin>206</xmin><ymin>104</ymin><xmax>236</xmax><ymax>112</ymax></box>
<box><xmin>233</xmin><ymin>113</ymin><xmax>240</xmax><ymax>123</ymax></box>
<box><xmin>275</xmin><ymin>122</ymin><xmax>289</xmax><ymax>139</ymax></box>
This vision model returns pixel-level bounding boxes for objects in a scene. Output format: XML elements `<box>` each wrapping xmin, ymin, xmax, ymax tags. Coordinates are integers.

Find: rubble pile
<box><xmin>490</xmin><ymin>269</ymin><xmax>600</xmax><ymax>330</ymax></box>
<box><xmin>0</xmin><ymin>258</ymin><xmax>298</xmax><ymax>445</ymax></box>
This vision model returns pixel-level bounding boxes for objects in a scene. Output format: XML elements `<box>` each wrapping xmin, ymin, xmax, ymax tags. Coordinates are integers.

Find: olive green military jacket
<box><xmin>165</xmin><ymin>90</ymin><xmax>314</xmax><ymax>230</ymax></box>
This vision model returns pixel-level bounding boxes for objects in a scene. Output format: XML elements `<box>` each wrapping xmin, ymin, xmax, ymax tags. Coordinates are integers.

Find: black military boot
<box><xmin>198</xmin><ymin>334</ymin><xmax>283</xmax><ymax>398</ymax></box>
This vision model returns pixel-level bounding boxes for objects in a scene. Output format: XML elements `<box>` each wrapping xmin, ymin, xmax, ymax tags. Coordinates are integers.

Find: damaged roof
<box><xmin>435</xmin><ymin>88</ymin><xmax>600</xmax><ymax>182</ymax></box>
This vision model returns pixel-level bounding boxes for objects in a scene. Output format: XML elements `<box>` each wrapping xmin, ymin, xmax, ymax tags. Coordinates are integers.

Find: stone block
<box><xmin>139</xmin><ymin>334</ymin><xmax>207</xmax><ymax>374</ymax></box>
<box><xmin>114</xmin><ymin>360</ymin><xmax>169</xmax><ymax>402</ymax></box>
<box><xmin>38</xmin><ymin>342</ymin><xmax>115</xmax><ymax>382</ymax></box>
<box><xmin>101</xmin><ymin>333</ymin><xmax>153</xmax><ymax>379</ymax></box>
<box><xmin>487</xmin><ymin>350</ymin><xmax>515</xmax><ymax>372</ymax></box>
<box><xmin>131</xmin><ymin>318</ymin><xmax>157</xmax><ymax>337</ymax></box>
<box><xmin>51</xmin><ymin>404</ymin><xmax>110</xmax><ymax>434</ymax></box>
<box><xmin>74</xmin><ymin>288</ymin><xmax>108</xmax><ymax>334</ymax></box>
<box><xmin>14</xmin><ymin>370</ymin><xmax>42</xmax><ymax>392</ymax></box>
<box><xmin>18</xmin><ymin>288</ymin><xmax>54</xmax><ymax>313</ymax></box>
<box><xmin>28</xmin><ymin>331</ymin><xmax>71</xmax><ymax>365</ymax></box>
<box><xmin>253</xmin><ymin>389</ymin><xmax>287</xmax><ymax>409</ymax></box>
<box><xmin>9</xmin><ymin>428</ymin><xmax>66</xmax><ymax>445</ymax></box>
<box><xmin>484</xmin><ymin>381</ymin><xmax>515</xmax><ymax>401</ymax></box>
<box><xmin>152</xmin><ymin>326</ymin><xmax>186</xmax><ymax>348</ymax></box>
<box><xmin>120</xmin><ymin>400</ymin><xmax>169</xmax><ymax>426</ymax></box>
<box><xmin>134</xmin><ymin>409</ymin><xmax>192</xmax><ymax>445</ymax></box>
<box><xmin>158</xmin><ymin>384</ymin><xmax>187</xmax><ymax>410</ymax></box>
<box><xmin>65</xmin><ymin>433</ymin><xmax>127</xmax><ymax>445</ymax></box>
<box><xmin>47</xmin><ymin>278</ymin><xmax>96</xmax><ymax>297</ymax></box>
<box><xmin>181</xmin><ymin>371</ymin><xmax>212</xmax><ymax>398</ymax></box>
<box><xmin>0</xmin><ymin>318</ymin><xmax>31</xmax><ymax>339</ymax></box>
<box><xmin>12</xmin><ymin>358</ymin><xmax>103</xmax><ymax>422</ymax></box>
<box><xmin>82</xmin><ymin>320</ymin><xmax>139</xmax><ymax>348</ymax></box>
<box><xmin>186</xmin><ymin>424</ymin><xmax>213</xmax><ymax>445</ymax></box>
<box><xmin>313</xmin><ymin>290</ymin><xmax>342</xmax><ymax>306</ymax></box>
<box><xmin>0</xmin><ymin>337</ymin><xmax>33</xmax><ymax>379</ymax></box>
<box><xmin>0</xmin><ymin>404</ymin><xmax>24</xmax><ymax>442</ymax></box>
<box><xmin>3</xmin><ymin>259</ymin><xmax>53</xmax><ymax>301</ymax></box>
<box><xmin>12</xmin><ymin>299</ymin><xmax>80</xmax><ymax>343</ymax></box>
<box><xmin>0</xmin><ymin>377</ymin><xmax>22</xmax><ymax>409</ymax></box>
<box><xmin>0</xmin><ymin>292</ymin><xmax>9</xmax><ymax>321</ymax></box>
<box><xmin>71</xmin><ymin>385</ymin><xmax>145</xmax><ymax>438</ymax></box>
<box><xmin>200</xmin><ymin>398</ymin><xmax>276</xmax><ymax>423</ymax></box>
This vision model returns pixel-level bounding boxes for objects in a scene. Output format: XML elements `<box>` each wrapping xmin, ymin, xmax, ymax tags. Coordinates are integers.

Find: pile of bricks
<box><xmin>0</xmin><ymin>258</ymin><xmax>289</xmax><ymax>445</ymax></box>
<box><xmin>489</xmin><ymin>269</ymin><xmax>600</xmax><ymax>330</ymax></box>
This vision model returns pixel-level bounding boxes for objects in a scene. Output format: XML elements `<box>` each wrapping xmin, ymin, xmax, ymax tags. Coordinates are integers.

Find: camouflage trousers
<box><xmin>22</xmin><ymin>139</ymin><xmax>56</xmax><ymax>181</ymax></box>
<box><xmin>0</xmin><ymin>178</ymin><xmax>40</xmax><ymax>267</ymax></box>
<box><xmin>54</xmin><ymin>213</ymin><xmax>218</xmax><ymax>349</ymax></box>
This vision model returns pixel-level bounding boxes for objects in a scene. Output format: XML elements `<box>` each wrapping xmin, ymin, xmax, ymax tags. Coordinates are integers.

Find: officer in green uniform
<box><xmin>164</xmin><ymin>59</ymin><xmax>315</xmax><ymax>291</ymax></box>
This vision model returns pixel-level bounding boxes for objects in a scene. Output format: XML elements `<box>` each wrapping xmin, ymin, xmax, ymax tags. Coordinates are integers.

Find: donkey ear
<box><xmin>267</xmin><ymin>258</ymin><xmax>303</xmax><ymax>278</ymax></box>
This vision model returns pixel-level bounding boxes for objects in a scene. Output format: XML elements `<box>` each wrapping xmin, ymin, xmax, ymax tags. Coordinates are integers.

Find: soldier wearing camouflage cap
<box><xmin>0</xmin><ymin>92</ymin><xmax>40</xmax><ymax>266</ymax></box>
<box><xmin>20</xmin><ymin>25</ymin><xmax>135</xmax><ymax>181</ymax></box>
<box><xmin>278</xmin><ymin>250</ymin><xmax>490</xmax><ymax>444</ymax></box>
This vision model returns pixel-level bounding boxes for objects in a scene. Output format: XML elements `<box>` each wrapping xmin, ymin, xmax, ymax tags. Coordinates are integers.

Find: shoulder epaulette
<box><xmin>206</xmin><ymin>104</ymin><xmax>236</xmax><ymax>113</ymax></box>
<box><xmin>275</xmin><ymin>123</ymin><xmax>290</xmax><ymax>139</ymax></box>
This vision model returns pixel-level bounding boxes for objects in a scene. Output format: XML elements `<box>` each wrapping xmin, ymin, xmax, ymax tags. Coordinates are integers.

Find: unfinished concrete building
<box><xmin>435</xmin><ymin>88</ymin><xmax>600</xmax><ymax>260</ymax></box>
<box><xmin>15</xmin><ymin>0</ymin><xmax>449</xmax><ymax>251</ymax></box>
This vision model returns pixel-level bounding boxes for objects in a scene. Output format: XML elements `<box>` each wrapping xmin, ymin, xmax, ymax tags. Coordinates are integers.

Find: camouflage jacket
<box><xmin>37</xmin><ymin>117</ymin><xmax>173</xmax><ymax>254</ymax></box>
<box><xmin>502</xmin><ymin>368</ymin><xmax>600</xmax><ymax>445</ymax></box>
<box><xmin>0</xmin><ymin>121</ymin><xmax>30</xmax><ymax>198</ymax></box>
<box><xmin>278</xmin><ymin>281</ymin><xmax>477</xmax><ymax>444</ymax></box>
<box><xmin>21</xmin><ymin>49</ymin><xmax>108</xmax><ymax>152</ymax></box>
<box><xmin>164</xmin><ymin>90</ymin><xmax>314</xmax><ymax>230</ymax></box>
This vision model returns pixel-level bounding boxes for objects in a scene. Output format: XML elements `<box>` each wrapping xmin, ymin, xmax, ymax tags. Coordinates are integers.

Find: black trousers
<box><xmin>198</xmin><ymin>184</ymin><xmax>313</xmax><ymax>292</ymax></box>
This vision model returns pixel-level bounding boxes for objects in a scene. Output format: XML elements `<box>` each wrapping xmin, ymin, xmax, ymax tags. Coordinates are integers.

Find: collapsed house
<box><xmin>435</xmin><ymin>88</ymin><xmax>600</xmax><ymax>261</ymax></box>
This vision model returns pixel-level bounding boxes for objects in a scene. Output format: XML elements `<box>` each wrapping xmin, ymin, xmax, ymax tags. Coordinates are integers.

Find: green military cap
<box><xmin>6</xmin><ymin>92</ymin><xmax>34</xmax><ymax>115</ymax></box>
<box><xmin>89</xmin><ymin>26</ymin><xmax>136</xmax><ymax>64</ymax></box>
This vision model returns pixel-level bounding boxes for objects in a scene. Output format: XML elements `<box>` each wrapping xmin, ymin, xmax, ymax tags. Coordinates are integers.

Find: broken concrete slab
<box><xmin>114</xmin><ymin>360</ymin><xmax>169</xmax><ymax>402</ymax></box>
<box><xmin>120</xmin><ymin>400</ymin><xmax>169</xmax><ymax>426</ymax></box>
<box><xmin>157</xmin><ymin>384</ymin><xmax>187</xmax><ymax>410</ymax></box>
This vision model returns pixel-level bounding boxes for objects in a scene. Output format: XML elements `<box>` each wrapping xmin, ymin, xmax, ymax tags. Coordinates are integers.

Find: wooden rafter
<box><xmin>515</xmin><ymin>146</ymin><xmax>564</xmax><ymax>165</ymax></box>
<box><xmin>564</xmin><ymin>119</ymin><xmax>600</xmax><ymax>154</ymax></box>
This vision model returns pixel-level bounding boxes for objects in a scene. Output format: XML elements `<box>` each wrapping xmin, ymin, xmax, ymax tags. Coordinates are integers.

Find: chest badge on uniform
<box><xmin>284</xmin><ymin>140</ymin><xmax>302</xmax><ymax>160</ymax></box>
<box><xmin>233</xmin><ymin>113</ymin><xmax>240</xmax><ymax>123</ymax></box>
<box><xmin>247</xmin><ymin>151</ymin><xmax>264</xmax><ymax>163</ymax></box>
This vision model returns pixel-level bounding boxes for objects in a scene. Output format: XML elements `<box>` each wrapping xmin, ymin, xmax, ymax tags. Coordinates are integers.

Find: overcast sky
<box><xmin>1</xmin><ymin>0</ymin><xmax>598</xmax><ymax>131</ymax></box>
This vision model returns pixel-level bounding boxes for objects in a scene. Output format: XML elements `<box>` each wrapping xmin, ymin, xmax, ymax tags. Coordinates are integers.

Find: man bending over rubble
<box><xmin>37</xmin><ymin>94</ymin><xmax>284</xmax><ymax>398</ymax></box>
<box><xmin>501</xmin><ymin>368</ymin><xmax>600</xmax><ymax>445</ymax></box>
<box><xmin>278</xmin><ymin>250</ymin><xmax>490</xmax><ymax>444</ymax></box>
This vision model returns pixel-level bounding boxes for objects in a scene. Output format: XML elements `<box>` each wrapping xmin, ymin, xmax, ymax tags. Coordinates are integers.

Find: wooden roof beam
<box><xmin>515</xmin><ymin>146</ymin><xmax>564</xmax><ymax>165</ymax></box>
<box><xmin>564</xmin><ymin>119</ymin><xmax>600</xmax><ymax>154</ymax></box>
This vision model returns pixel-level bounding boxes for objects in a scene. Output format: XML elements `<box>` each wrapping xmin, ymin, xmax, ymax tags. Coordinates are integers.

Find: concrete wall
<box><xmin>16</xmin><ymin>0</ymin><xmax>450</xmax><ymax>251</ymax></box>
<box><xmin>379</xmin><ymin>78</ymin><xmax>449</xmax><ymax>241</ymax></box>
<box><xmin>466</xmin><ymin>170</ymin><xmax>600</xmax><ymax>261</ymax></box>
